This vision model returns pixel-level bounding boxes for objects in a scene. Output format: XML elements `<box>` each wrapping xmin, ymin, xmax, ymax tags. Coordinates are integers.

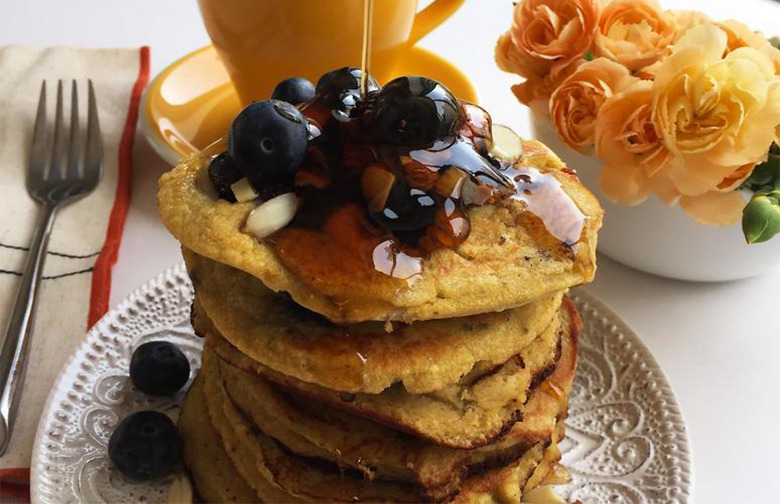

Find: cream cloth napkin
<box><xmin>0</xmin><ymin>45</ymin><xmax>148</xmax><ymax>471</ymax></box>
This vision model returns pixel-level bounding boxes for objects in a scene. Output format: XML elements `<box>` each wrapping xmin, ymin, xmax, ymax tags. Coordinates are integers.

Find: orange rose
<box><xmin>593</xmin><ymin>0</ymin><xmax>676</xmax><ymax>71</ymax></box>
<box><xmin>550</xmin><ymin>58</ymin><xmax>638</xmax><ymax>154</ymax></box>
<box><xmin>497</xmin><ymin>0</ymin><xmax>600</xmax><ymax>80</ymax></box>
<box><xmin>595</xmin><ymin>81</ymin><xmax>669</xmax><ymax>205</ymax></box>
<box><xmin>652</xmin><ymin>23</ymin><xmax>780</xmax><ymax>197</ymax></box>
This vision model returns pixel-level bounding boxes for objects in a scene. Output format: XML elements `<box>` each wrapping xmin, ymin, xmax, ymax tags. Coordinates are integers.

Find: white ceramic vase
<box><xmin>530</xmin><ymin>112</ymin><xmax>780</xmax><ymax>282</ymax></box>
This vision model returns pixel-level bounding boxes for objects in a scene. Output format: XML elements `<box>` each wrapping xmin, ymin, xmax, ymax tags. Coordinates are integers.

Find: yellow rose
<box><xmin>496</xmin><ymin>0</ymin><xmax>600</xmax><ymax>80</ymax></box>
<box><xmin>652</xmin><ymin>23</ymin><xmax>780</xmax><ymax>197</ymax></box>
<box><xmin>594</xmin><ymin>0</ymin><xmax>676</xmax><ymax>71</ymax></box>
<box><xmin>550</xmin><ymin>58</ymin><xmax>638</xmax><ymax>154</ymax></box>
<box><xmin>595</xmin><ymin>81</ymin><xmax>669</xmax><ymax>205</ymax></box>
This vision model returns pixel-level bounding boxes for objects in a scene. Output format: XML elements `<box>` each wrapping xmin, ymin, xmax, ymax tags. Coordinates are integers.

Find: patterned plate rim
<box><xmin>30</xmin><ymin>264</ymin><xmax>193</xmax><ymax>503</ymax></box>
<box><xmin>566</xmin><ymin>288</ymin><xmax>694</xmax><ymax>502</ymax></box>
<box><xmin>30</xmin><ymin>265</ymin><xmax>694</xmax><ymax>503</ymax></box>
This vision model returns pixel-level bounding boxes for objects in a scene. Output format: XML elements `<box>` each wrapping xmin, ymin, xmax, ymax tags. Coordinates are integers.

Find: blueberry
<box><xmin>207</xmin><ymin>152</ymin><xmax>242</xmax><ymax>202</ymax></box>
<box><xmin>371</xmin><ymin>181</ymin><xmax>437</xmax><ymax>232</ymax></box>
<box><xmin>316</xmin><ymin>67</ymin><xmax>379</xmax><ymax>120</ymax></box>
<box><xmin>271</xmin><ymin>77</ymin><xmax>316</xmax><ymax>106</ymax></box>
<box><xmin>108</xmin><ymin>411</ymin><xmax>180</xmax><ymax>481</ymax></box>
<box><xmin>229</xmin><ymin>100</ymin><xmax>309</xmax><ymax>189</ymax></box>
<box><xmin>130</xmin><ymin>341</ymin><xmax>190</xmax><ymax>396</ymax></box>
<box><xmin>373</xmin><ymin>76</ymin><xmax>461</xmax><ymax>149</ymax></box>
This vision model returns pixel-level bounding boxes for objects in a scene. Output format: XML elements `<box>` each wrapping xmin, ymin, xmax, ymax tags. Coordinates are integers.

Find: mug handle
<box><xmin>408</xmin><ymin>0</ymin><xmax>466</xmax><ymax>46</ymax></box>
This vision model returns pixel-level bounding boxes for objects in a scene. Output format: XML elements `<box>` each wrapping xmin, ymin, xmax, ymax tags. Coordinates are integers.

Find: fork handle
<box><xmin>0</xmin><ymin>201</ymin><xmax>57</xmax><ymax>457</ymax></box>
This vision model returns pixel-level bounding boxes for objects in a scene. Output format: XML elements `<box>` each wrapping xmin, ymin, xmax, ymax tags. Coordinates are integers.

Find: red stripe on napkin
<box><xmin>88</xmin><ymin>46</ymin><xmax>151</xmax><ymax>328</ymax></box>
<box><xmin>0</xmin><ymin>46</ymin><xmax>151</xmax><ymax>503</ymax></box>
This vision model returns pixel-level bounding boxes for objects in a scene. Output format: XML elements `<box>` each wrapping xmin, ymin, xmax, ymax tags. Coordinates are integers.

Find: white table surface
<box><xmin>2</xmin><ymin>0</ymin><xmax>780</xmax><ymax>502</ymax></box>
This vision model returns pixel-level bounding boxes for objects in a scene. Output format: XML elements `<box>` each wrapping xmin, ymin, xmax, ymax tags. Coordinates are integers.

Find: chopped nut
<box><xmin>229</xmin><ymin>178</ymin><xmax>258</xmax><ymax>203</ymax></box>
<box><xmin>244</xmin><ymin>193</ymin><xmax>298</xmax><ymax>239</ymax></box>
<box><xmin>434</xmin><ymin>167</ymin><xmax>467</xmax><ymax>198</ymax></box>
<box><xmin>402</xmin><ymin>157</ymin><xmax>439</xmax><ymax>190</ymax></box>
<box><xmin>461</xmin><ymin>179</ymin><xmax>493</xmax><ymax>206</ymax></box>
<box><xmin>361</xmin><ymin>164</ymin><xmax>396</xmax><ymax>213</ymax></box>
<box><xmin>521</xmin><ymin>485</ymin><xmax>564</xmax><ymax>503</ymax></box>
<box><xmin>167</xmin><ymin>474</ymin><xmax>194</xmax><ymax>504</ymax></box>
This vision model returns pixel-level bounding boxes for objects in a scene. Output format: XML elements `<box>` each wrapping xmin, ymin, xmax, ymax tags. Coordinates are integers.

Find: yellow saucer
<box><xmin>140</xmin><ymin>45</ymin><xmax>479</xmax><ymax>165</ymax></box>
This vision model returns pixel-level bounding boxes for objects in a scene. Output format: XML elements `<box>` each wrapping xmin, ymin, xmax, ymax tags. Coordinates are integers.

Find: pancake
<box><xmin>214</xmin><ymin>299</ymin><xmax>578</xmax><ymax>500</ymax></box>
<box><xmin>180</xmin><ymin>375</ymin><xmax>566</xmax><ymax>504</ymax></box>
<box><xmin>185</xmin><ymin>247</ymin><xmax>564</xmax><ymax>394</ymax></box>
<box><xmin>201</xmin><ymin>349</ymin><xmax>566</xmax><ymax>503</ymax></box>
<box><xmin>178</xmin><ymin>375</ymin><xmax>258</xmax><ymax>504</ymax></box>
<box><xmin>452</xmin><ymin>422</ymin><xmax>565</xmax><ymax>504</ymax></box>
<box><xmin>195</xmin><ymin>301</ymin><xmax>563</xmax><ymax>449</ymax></box>
<box><xmin>159</xmin><ymin>138</ymin><xmax>602</xmax><ymax>324</ymax></box>
<box><xmin>201</xmin><ymin>350</ymin><xmax>420</xmax><ymax>503</ymax></box>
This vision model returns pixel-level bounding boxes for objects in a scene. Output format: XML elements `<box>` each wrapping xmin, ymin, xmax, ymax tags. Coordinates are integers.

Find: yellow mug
<box><xmin>198</xmin><ymin>0</ymin><xmax>466</xmax><ymax>105</ymax></box>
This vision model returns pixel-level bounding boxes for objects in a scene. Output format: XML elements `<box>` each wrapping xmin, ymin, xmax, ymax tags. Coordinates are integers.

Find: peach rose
<box><xmin>593</xmin><ymin>0</ymin><xmax>676</xmax><ymax>71</ymax></box>
<box><xmin>509</xmin><ymin>57</ymin><xmax>584</xmax><ymax>108</ymax></box>
<box><xmin>668</xmin><ymin>10</ymin><xmax>711</xmax><ymax>41</ymax></box>
<box><xmin>498</xmin><ymin>0</ymin><xmax>600</xmax><ymax>80</ymax></box>
<box><xmin>595</xmin><ymin>81</ymin><xmax>670</xmax><ymax>205</ymax></box>
<box><xmin>679</xmin><ymin>191</ymin><xmax>746</xmax><ymax>226</ymax></box>
<box><xmin>652</xmin><ymin>23</ymin><xmax>780</xmax><ymax>197</ymax></box>
<box><xmin>717</xmin><ymin>19</ymin><xmax>780</xmax><ymax>75</ymax></box>
<box><xmin>550</xmin><ymin>58</ymin><xmax>638</xmax><ymax>154</ymax></box>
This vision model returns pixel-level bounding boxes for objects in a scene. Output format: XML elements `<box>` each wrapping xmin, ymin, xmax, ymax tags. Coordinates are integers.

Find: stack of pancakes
<box><xmin>159</xmin><ymin>138</ymin><xmax>603</xmax><ymax>503</ymax></box>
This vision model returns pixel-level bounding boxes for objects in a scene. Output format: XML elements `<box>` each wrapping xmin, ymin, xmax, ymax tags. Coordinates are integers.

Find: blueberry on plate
<box><xmin>271</xmin><ymin>77</ymin><xmax>316</xmax><ymax>106</ymax></box>
<box><xmin>130</xmin><ymin>341</ymin><xmax>190</xmax><ymax>396</ymax></box>
<box><xmin>372</xmin><ymin>181</ymin><xmax>438</xmax><ymax>232</ymax></box>
<box><xmin>207</xmin><ymin>152</ymin><xmax>242</xmax><ymax>202</ymax></box>
<box><xmin>108</xmin><ymin>411</ymin><xmax>180</xmax><ymax>482</ymax></box>
<box><xmin>316</xmin><ymin>67</ymin><xmax>379</xmax><ymax>120</ymax></box>
<box><xmin>373</xmin><ymin>76</ymin><xmax>461</xmax><ymax>149</ymax></box>
<box><xmin>229</xmin><ymin>100</ymin><xmax>309</xmax><ymax>189</ymax></box>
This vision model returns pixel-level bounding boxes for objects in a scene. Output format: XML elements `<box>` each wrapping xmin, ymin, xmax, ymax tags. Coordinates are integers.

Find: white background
<box><xmin>2</xmin><ymin>0</ymin><xmax>780</xmax><ymax>502</ymax></box>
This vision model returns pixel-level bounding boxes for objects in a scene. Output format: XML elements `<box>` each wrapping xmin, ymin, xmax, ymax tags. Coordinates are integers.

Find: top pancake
<box><xmin>159</xmin><ymin>138</ymin><xmax>602</xmax><ymax>324</ymax></box>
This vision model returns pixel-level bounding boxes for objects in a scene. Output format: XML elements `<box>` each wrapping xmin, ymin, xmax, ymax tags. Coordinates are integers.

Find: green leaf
<box><xmin>742</xmin><ymin>190</ymin><xmax>780</xmax><ymax>244</ymax></box>
<box><xmin>741</xmin><ymin>143</ymin><xmax>780</xmax><ymax>192</ymax></box>
<box><xmin>585</xmin><ymin>51</ymin><xmax>595</xmax><ymax>62</ymax></box>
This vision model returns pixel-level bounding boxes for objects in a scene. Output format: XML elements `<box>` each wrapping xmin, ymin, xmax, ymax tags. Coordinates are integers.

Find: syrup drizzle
<box><xmin>360</xmin><ymin>0</ymin><xmax>375</xmax><ymax>98</ymax></box>
<box><xmin>506</xmin><ymin>166</ymin><xmax>586</xmax><ymax>249</ymax></box>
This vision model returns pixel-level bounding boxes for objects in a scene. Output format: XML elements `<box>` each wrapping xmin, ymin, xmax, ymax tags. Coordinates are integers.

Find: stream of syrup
<box><xmin>360</xmin><ymin>0</ymin><xmax>375</xmax><ymax>97</ymax></box>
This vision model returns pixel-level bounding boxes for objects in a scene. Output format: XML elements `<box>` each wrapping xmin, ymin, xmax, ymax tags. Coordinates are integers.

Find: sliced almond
<box><xmin>167</xmin><ymin>474</ymin><xmax>194</xmax><ymax>504</ymax></box>
<box><xmin>230</xmin><ymin>178</ymin><xmax>259</xmax><ymax>203</ymax></box>
<box><xmin>245</xmin><ymin>193</ymin><xmax>297</xmax><ymax>239</ymax></box>
<box><xmin>361</xmin><ymin>164</ymin><xmax>396</xmax><ymax>213</ymax></box>
<box><xmin>490</xmin><ymin>124</ymin><xmax>524</xmax><ymax>163</ymax></box>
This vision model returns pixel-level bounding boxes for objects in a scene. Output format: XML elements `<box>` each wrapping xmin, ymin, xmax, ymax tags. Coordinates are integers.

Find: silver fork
<box><xmin>0</xmin><ymin>80</ymin><xmax>103</xmax><ymax>456</ymax></box>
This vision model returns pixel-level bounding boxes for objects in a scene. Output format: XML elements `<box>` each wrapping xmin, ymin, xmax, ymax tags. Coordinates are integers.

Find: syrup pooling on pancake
<box><xmin>203</xmin><ymin>68</ymin><xmax>587</xmax><ymax>286</ymax></box>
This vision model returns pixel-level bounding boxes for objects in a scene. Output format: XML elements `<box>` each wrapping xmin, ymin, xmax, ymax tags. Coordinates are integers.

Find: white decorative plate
<box><xmin>31</xmin><ymin>265</ymin><xmax>693</xmax><ymax>503</ymax></box>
